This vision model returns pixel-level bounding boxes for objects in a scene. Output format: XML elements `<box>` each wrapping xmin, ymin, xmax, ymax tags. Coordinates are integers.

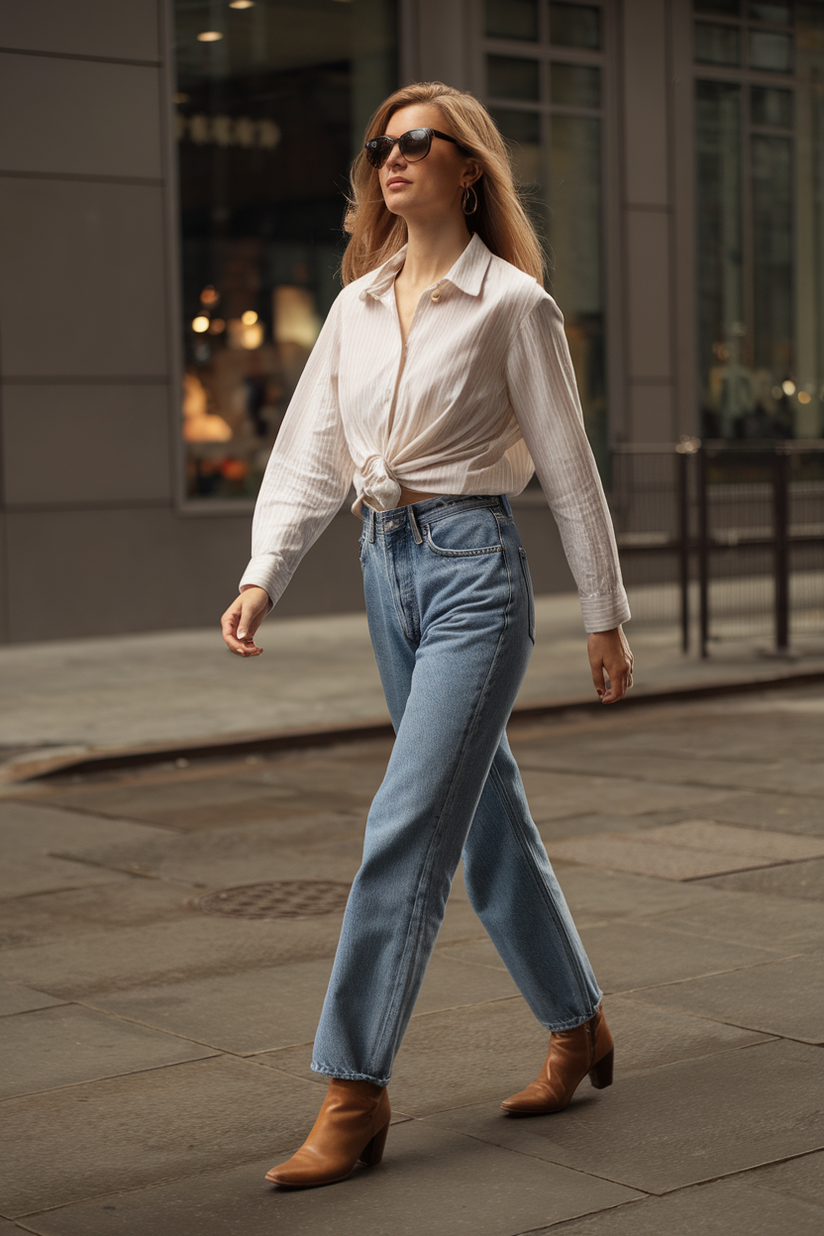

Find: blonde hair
<box><xmin>341</xmin><ymin>81</ymin><xmax>546</xmax><ymax>286</ymax></box>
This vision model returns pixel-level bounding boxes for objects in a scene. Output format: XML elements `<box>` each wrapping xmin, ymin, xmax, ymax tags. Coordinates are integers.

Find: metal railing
<box><xmin>607</xmin><ymin>440</ymin><xmax>824</xmax><ymax>657</ymax></box>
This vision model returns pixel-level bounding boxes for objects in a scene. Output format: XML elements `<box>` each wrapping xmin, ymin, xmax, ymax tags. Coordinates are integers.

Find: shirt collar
<box><xmin>362</xmin><ymin>231</ymin><xmax>492</xmax><ymax>300</ymax></box>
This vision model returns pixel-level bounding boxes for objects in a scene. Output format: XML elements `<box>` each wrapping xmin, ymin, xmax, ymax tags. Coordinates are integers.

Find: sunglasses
<box><xmin>364</xmin><ymin>127</ymin><xmax>467</xmax><ymax>170</ymax></box>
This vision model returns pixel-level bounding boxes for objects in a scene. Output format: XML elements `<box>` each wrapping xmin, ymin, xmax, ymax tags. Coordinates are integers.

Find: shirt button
<box><xmin>430</xmin><ymin>291</ymin><xmax>441</xmax><ymax>302</ymax></box>
<box><xmin>359</xmin><ymin>291</ymin><xmax>368</xmax><ymax>301</ymax></box>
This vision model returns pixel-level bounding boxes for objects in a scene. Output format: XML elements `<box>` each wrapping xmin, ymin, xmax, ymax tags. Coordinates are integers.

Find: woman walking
<box><xmin>221</xmin><ymin>81</ymin><xmax>633</xmax><ymax>1189</ymax></box>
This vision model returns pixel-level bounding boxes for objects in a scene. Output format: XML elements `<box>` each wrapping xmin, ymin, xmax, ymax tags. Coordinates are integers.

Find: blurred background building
<box><xmin>0</xmin><ymin>0</ymin><xmax>822</xmax><ymax>643</ymax></box>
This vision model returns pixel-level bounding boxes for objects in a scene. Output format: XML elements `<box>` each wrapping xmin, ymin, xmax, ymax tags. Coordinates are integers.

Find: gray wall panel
<box><xmin>0</xmin><ymin>179</ymin><xmax>168</xmax><ymax>377</ymax></box>
<box><xmin>4</xmin><ymin>506</ymin><xmax>367</xmax><ymax>641</ymax></box>
<box><xmin>0</xmin><ymin>55</ymin><xmax>162</xmax><ymax>179</ymax></box>
<box><xmin>625</xmin><ymin>208</ymin><xmax>672</xmax><ymax>380</ymax></box>
<box><xmin>621</xmin><ymin>0</ymin><xmax>669</xmax><ymax>208</ymax></box>
<box><xmin>2</xmin><ymin>384</ymin><xmax>173</xmax><ymax>506</ymax></box>
<box><xmin>0</xmin><ymin>0</ymin><xmax>159</xmax><ymax>62</ymax></box>
<box><xmin>627</xmin><ymin>381</ymin><xmax>675</xmax><ymax>442</ymax></box>
<box><xmin>0</xmin><ymin>512</ymin><xmax>8</xmax><ymax>642</ymax></box>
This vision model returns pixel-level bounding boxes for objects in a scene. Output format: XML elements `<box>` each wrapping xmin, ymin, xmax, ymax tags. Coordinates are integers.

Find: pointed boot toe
<box><xmin>501</xmin><ymin>1005</ymin><xmax>614</xmax><ymax>1116</ymax></box>
<box><xmin>265</xmin><ymin>1079</ymin><xmax>391</xmax><ymax>1189</ymax></box>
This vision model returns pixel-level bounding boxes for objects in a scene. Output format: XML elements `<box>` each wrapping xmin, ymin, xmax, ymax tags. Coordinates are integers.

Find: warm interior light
<box><xmin>192</xmin><ymin>315</ymin><xmax>210</xmax><ymax>333</ymax></box>
<box><xmin>229</xmin><ymin>1</ymin><xmax>255</xmax><ymax>8</ymax></box>
<box><xmin>197</xmin><ymin>31</ymin><xmax>223</xmax><ymax>42</ymax></box>
<box><xmin>241</xmin><ymin>310</ymin><xmax>259</xmax><ymax>325</ymax></box>
<box><xmin>798</xmin><ymin>391</ymin><xmax>811</xmax><ymax>404</ymax></box>
<box><xmin>200</xmin><ymin>285</ymin><xmax>220</xmax><ymax>306</ymax></box>
<box><xmin>209</xmin><ymin>318</ymin><xmax>226</xmax><ymax>334</ymax></box>
<box><xmin>782</xmin><ymin>379</ymin><xmax>796</xmax><ymax>396</ymax></box>
<box><xmin>241</xmin><ymin>323</ymin><xmax>264</xmax><ymax>349</ymax></box>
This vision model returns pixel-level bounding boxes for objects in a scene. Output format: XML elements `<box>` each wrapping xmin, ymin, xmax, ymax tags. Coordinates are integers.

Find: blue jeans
<box><xmin>311</xmin><ymin>495</ymin><xmax>602</xmax><ymax>1086</ymax></box>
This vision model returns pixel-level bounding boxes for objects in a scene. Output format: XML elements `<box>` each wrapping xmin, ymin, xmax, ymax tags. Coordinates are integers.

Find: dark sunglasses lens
<box><xmin>365</xmin><ymin>138</ymin><xmax>392</xmax><ymax>168</ymax></box>
<box><xmin>399</xmin><ymin>129</ymin><xmax>431</xmax><ymax>161</ymax></box>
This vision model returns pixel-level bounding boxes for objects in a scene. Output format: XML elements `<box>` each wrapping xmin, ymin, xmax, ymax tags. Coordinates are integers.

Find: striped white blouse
<box><xmin>240</xmin><ymin>232</ymin><xmax>630</xmax><ymax>633</ymax></box>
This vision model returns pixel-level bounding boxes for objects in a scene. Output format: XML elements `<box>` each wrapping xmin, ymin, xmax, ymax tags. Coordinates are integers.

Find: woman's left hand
<box><xmin>587</xmin><ymin>626</ymin><xmax>634</xmax><ymax>704</ymax></box>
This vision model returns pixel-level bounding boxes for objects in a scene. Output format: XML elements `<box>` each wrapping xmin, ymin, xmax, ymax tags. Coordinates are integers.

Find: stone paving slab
<box><xmin>519</xmin><ymin>769</ymin><xmax>730</xmax><ymax>822</ymax></box>
<box><xmin>47</xmin><ymin>822</ymin><xmax>369</xmax><ymax>888</ymax></box>
<box><xmin>746</xmin><ymin>1149</ymin><xmax>824</xmax><ymax>1208</ymax></box>
<box><xmin>37</xmin><ymin>776</ymin><xmax>371</xmax><ymax>835</ymax></box>
<box><xmin>527</xmin><ymin>1175</ymin><xmax>824</xmax><ymax>1236</ymax></box>
<box><xmin>652</xmin><ymin>890</ymin><xmax>824</xmax><ymax>953</ymax></box>
<box><xmin>643</xmin><ymin>819</ymin><xmax>824</xmax><ymax>861</ymax></box>
<box><xmin>0</xmin><ymin>800</ymin><xmax>169</xmax><ymax>898</ymax></box>
<box><xmin>15</xmin><ymin>1119</ymin><xmax>642</xmax><ymax>1236</ymax></box>
<box><xmin>545</xmin><ymin>865</ymin><xmax>723</xmax><ymax>925</ymax></box>
<box><xmin>0</xmin><ymin>891</ymin><xmax>486</xmax><ymax>1001</ymax></box>
<box><xmin>0</xmin><ymin>1056</ymin><xmax>331</xmax><ymax>1216</ymax></box>
<box><xmin>579</xmin><ymin>920</ymin><xmax>780</xmax><ymax>993</ymax></box>
<box><xmin>0</xmin><ymin>879</ymin><xmax>198</xmax><ymax>949</ymax></box>
<box><xmin>519</xmin><ymin>747</ymin><xmax>824</xmax><ymax>797</ymax></box>
<box><xmin>631</xmin><ymin>953</ymin><xmax>824</xmax><ymax>1044</ymax></box>
<box><xmin>696</xmin><ymin>791</ymin><xmax>824</xmax><ymax>837</ymax></box>
<box><xmin>0</xmin><ymin>979</ymin><xmax>64</xmax><ymax>1017</ymax></box>
<box><xmin>425</xmin><ymin>1038</ymin><xmax>824</xmax><ymax>1195</ymax></box>
<box><xmin>0</xmin><ymin>915</ymin><xmax>345</xmax><ymax>999</ymax></box>
<box><xmin>0</xmin><ymin>1004</ymin><xmax>216</xmax><ymax>1099</ymax></box>
<box><xmin>700</xmin><ymin>857</ymin><xmax>824</xmax><ymax>902</ymax></box>
<box><xmin>87</xmin><ymin>953</ymin><xmax>519</xmax><ymax>1057</ymax></box>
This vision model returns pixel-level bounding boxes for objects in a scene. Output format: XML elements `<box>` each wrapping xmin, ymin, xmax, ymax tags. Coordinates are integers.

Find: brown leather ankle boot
<box><xmin>501</xmin><ymin>1004</ymin><xmax>614</xmax><ymax>1115</ymax></box>
<box><xmin>265</xmin><ymin>1078</ymin><xmax>391</xmax><ymax>1188</ymax></box>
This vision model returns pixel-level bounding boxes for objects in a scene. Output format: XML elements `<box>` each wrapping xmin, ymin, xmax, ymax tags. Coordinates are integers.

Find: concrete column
<box><xmin>618</xmin><ymin>0</ymin><xmax>678</xmax><ymax>444</ymax></box>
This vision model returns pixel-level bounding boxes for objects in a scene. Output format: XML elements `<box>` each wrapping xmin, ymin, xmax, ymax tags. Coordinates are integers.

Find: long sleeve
<box><xmin>239</xmin><ymin>294</ymin><xmax>355</xmax><ymax>607</ymax></box>
<box><xmin>506</xmin><ymin>295</ymin><xmax>630</xmax><ymax>633</ymax></box>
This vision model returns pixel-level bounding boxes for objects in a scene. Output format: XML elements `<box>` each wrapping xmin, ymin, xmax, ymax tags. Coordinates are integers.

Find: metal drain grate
<box><xmin>194</xmin><ymin>880</ymin><xmax>351</xmax><ymax>920</ymax></box>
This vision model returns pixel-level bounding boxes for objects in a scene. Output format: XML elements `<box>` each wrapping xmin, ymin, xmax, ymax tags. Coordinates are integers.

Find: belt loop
<box><xmin>407</xmin><ymin>503</ymin><xmax>423</xmax><ymax>545</ymax></box>
<box><xmin>501</xmin><ymin>494</ymin><xmax>513</xmax><ymax>518</ymax></box>
<box><xmin>366</xmin><ymin>506</ymin><xmax>376</xmax><ymax>543</ymax></box>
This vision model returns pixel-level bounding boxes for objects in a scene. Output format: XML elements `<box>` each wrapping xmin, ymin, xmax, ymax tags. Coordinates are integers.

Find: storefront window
<box><xmin>694</xmin><ymin>0</ymin><xmax>824</xmax><ymax>439</ymax></box>
<box><xmin>173</xmin><ymin>0</ymin><xmax>397</xmax><ymax>501</ymax></box>
<box><xmin>485</xmin><ymin>0</ymin><xmax>608</xmax><ymax>473</ymax></box>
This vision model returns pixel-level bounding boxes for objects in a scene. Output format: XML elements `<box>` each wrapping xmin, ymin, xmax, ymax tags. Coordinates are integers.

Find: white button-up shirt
<box><xmin>240</xmin><ymin>232</ymin><xmax>630</xmax><ymax>632</ymax></box>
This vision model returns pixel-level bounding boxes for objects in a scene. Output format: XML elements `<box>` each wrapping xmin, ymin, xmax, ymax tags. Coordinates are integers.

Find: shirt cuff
<box><xmin>580</xmin><ymin>588</ymin><xmax>631</xmax><ymax>634</ymax></box>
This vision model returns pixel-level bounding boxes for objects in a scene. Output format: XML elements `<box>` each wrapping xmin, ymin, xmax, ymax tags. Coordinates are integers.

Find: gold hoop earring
<box><xmin>462</xmin><ymin>184</ymin><xmax>479</xmax><ymax>215</ymax></box>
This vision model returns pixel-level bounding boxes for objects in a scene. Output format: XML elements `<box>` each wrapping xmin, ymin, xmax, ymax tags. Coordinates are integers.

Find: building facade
<box><xmin>0</xmin><ymin>0</ymin><xmax>821</xmax><ymax>642</ymax></box>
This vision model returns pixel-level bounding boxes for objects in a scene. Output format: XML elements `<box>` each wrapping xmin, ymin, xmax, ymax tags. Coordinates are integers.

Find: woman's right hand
<box><xmin>221</xmin><ymin>586</ymin><xmax>271</xmax><ymax>657</ymax></box>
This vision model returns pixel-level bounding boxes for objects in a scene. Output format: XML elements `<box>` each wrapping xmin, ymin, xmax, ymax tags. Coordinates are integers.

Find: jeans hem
<box><xmin>311</xmin><ymin>1061</ymin><xmax>389</xmax><ymax>1087</ymax></box>
<box><xmin>537</xmin><ymin>995</ymin><xmax>603</xmax><ymax>1034</ymax></box>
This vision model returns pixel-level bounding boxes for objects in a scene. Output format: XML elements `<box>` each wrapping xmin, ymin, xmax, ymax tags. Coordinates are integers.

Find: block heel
<box><xmin>589</xmin><ymin>1046</ymin><xmax>614</xmax><ymax>1090</ymax></box>
<box><xmin>359</xmin><ymin>1117</ymin><xmax>390</xmax><ymax>1167</ymax></box>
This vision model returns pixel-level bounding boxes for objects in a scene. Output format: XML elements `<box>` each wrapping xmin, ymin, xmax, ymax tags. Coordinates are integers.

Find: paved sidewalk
<box><xmin>3</xmin><ymin>593</ymin><xmax>824</xmax><ymax>779</ymax></box>
<box><xmin>0</xmin><ymin>681</ymin><xmax>822</xmax><ymax>1233</ymax></box>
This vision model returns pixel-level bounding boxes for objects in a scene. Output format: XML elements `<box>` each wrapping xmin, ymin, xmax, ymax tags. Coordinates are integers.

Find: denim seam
<box><xmin>369</xmin><ymin>549</ymin><xmax>515</xmax><ymax>1075</ymax></box>
<box><xmin>486</xmin><ymin>758</ymin><xmax>600</xmax><ymax>1026</ymax></box>
<box><xmin>379</xmin><ymin>532</ymin><xmax>415</xmax><ymax>645</ymax></box>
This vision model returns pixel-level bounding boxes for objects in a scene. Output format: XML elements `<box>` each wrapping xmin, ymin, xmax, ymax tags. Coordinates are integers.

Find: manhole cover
<box><xmin>193</xmin><ymin>880</ymin><xmax>351</xmax><ymax>920</ymax></box>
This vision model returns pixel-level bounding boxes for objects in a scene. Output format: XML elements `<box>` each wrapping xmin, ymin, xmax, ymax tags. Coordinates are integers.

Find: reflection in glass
<box><xmin>749</xmin><ymin>2</ymin><xmax>791</xmax><ymax>21</ymax></box>
<box><xmin>694</xmin><ymin>0</ymin><xmax>740</xmax><ymax>14</ymax></box>
<box><xmin>694</xmin><ymin>21</ymin><xmax>742</xmax><ymax>65</ymax></box>
<box><xmin>174</xmin><ymin>0</ymin><xmax>397</xmax><ymax>500</ymax></box>
<box><xmin>549</xmin><ymin>2</ymin><xmax>601</xmax><ymax>49</ymax></box>
<box><xmin>749</xmin><ymin>29</ymin><xmax>793</xmax><ymax>71</ymax></box>
<box><xmin>696</xmin><ymin>81</ymin><xmax>746</xmax><ymax>437</ymax></box>
<box><xmin>485</xmin><ymin>0</ymin><xmax>538</xmax><ymax>41</ymax></box>
<box><xmin>486</xmin><ymin>54</ymin><xmax>540</xmax><ymax>100</ymax></box>
<box><xmin>549</xmin><ymin>116</ymin><xmax>607</xmax><ymax>472</ymax></box>
<box><xmin>491</xmin><ymin>108</ymin><xmax>542</xmax><ymax>185</ymax></box>
<box><xmin>752</xmin><ymin>135</ymin><xmax>794</xmax><ymax>403</ymax></box>
<box><xmin>751</xmin><ymin>85</ymin><xmax>793</xmax><ymax>127</ymax></box>
<box><xmin>550</xmin><ymin>63</ymin><xmax>601</xmax><ymax>108</ymax></box>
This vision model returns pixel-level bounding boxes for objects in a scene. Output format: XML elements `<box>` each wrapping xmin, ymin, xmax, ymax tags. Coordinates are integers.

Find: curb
<box><xmin>6</xmin><ymin>667</ymin><xmax>824</xmax><ymax>785</ymax></box>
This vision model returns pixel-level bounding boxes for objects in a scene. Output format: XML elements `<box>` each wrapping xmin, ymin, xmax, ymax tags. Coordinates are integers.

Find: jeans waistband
<box><xmin>361</xmin><ymin>494</ymin><xmax>512</xmax><ymax>543</ymax></box>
